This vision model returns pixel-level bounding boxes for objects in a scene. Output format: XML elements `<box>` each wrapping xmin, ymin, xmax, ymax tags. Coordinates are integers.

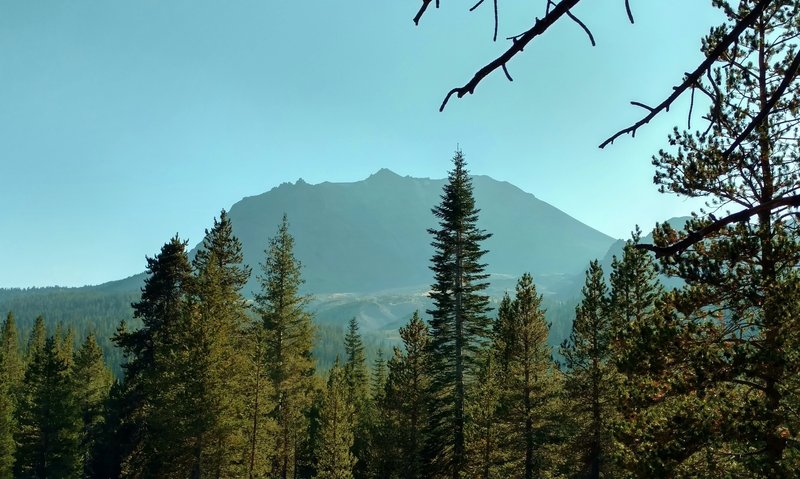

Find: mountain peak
<box><xmin>367</xmin><ymin>168</ymin><xmax>401</xmax><ymax>181</ymax></box>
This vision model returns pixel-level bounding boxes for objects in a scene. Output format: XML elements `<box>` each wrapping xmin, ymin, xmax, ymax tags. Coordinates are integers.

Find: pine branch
<box><xmin>636</xmin><ymin>194</ymin><xmax>800</xmax><ymax>258</ymax></box>
<box><xmin>599</xmin><ymin>0</ymin><xmax>773</xmax><ymax>148</ymax></box>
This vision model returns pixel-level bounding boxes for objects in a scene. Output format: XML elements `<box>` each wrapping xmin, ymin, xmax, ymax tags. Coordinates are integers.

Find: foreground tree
<box><xmin>426</xmin><ymin>150</ymin><xmax>492</xmax><ymax>478</ymax></box>
<box><xmin>187</xmin><ymin>209</ymin><xmax>252</xmax><ymax>477</ymax></box>
<box><xmin>560</xmin><ymin>260</ymin><xmax>614</xmax><ymax>479</ymax></box>
<box><xmin>494</xmin><ymin>273</ymin><xmax>562</xmax><ymax>478</ymax></box>
<box><xmin>15</xmin><ymin>335</ymin><xmax>82</xmax><ymax>478</ymax></box>
<box><xmin>0</xmin><ymin>312</ymin><xmax>23</xmax><ymax>476</ymax></box>
<box><xmin>72</xmin><ymin>333</ymin><xmax>114</xmax><ymax>477</ymax></box>
<box><xmin>113</xmin><ymin>235</ymin><xmax>195</xmax><ymax>477</ymax></box>
<box><xmin>382</xmin><ymin>311</ymin><xmax>432</xmax><ymax>479</ymax></box>
<box><xmin>315</xmin><ymin>359</ymin><xmax>356</xmax><ymax>479</ymax></box>
<box><xmin>255</xmin><ymin>214</ymin><xmax>316</xmax><ymax>479</ymax></box>
<box><xmin>643</xmin><ymin>1</ymin><xmax>800</xmax><ymax>476</ymax></box>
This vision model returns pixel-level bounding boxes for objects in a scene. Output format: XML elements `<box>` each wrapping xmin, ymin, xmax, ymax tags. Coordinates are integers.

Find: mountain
<box><xmin>0</xmin><ymin>169</ymin><xmax>618</xmax><ymax>369</ymax></box>
<box><xmin>225</xmin><ymin>168</ymin><xmax>615</xmax><ymax>296</ymax></box>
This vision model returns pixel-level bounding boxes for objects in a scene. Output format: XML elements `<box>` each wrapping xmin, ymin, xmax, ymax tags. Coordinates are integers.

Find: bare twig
<box><xmin>721</xmin><ymin>49</ymin><xmax>800</xmax><ymax>158</ymax></box>
<box><xmin>625</xmin><ymin>0</ymin><xmax>634</xmax><ymax>24</ymax></box>
<box><xmin>636</xmin><ymin>194</ymin><xmax>800</xmax><ymax>258</ymax></box>
<box><xmin>549</xmin><ymin>0</ymin><xmax>595</xmax><ymax>46</ymax></box>
<box><xmin>414</xmin><ymin>0</ymin><xmax>434</xmax><ymax>25</ymax></box>
<box><xmin>502</xmin><ymin>64</ymin><xmax>513</xmax><ymax>81</ymax></box>
<box><xmin>439</xmin><ymin>0</ymin><xmax>582</xmax><ymax>112</ymax></box>
<box><xmin>599</xmin><ymin>0</ymin><xmax>773</xmax><ymax>148</ymax></box>
<box><xmin>469</xmin><ymin>0</ymin><xmax>485</xmax><ymax>11</ymax></box>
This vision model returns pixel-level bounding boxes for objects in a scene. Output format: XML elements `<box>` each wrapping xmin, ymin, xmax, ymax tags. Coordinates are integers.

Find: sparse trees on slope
<box><xmin>426</xmin><ymin>150</ymin><xmax>492</xmax><ymax>479</ymax></box>
<box><xmin>255</xmin><ymin>214</ymin><xmax>316</xmax><ymax>479</ymax></box>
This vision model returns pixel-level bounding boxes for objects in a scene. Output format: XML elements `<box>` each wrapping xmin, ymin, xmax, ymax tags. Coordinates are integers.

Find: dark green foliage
<box><xmin>0</xmin><ymin>312</ymin><xmax>23</xmax><ymax>476</ymax></box>
<box><xmin>15</xmin><ymin>334</ymin><xmax>82</xmax><ymax>478</ymax></box>
<box><xmin>426</xmin><ymin>150</ymin><xmax>492</xmax><ymax>478</ymax></box>
<box><xmin>113</xmin><ymin>235</ymin><xmax>195</xmax><ymax>477</ymax></box>
<box><xmin>647</xmin><ymin>1</ymin><xmax>800</xmax><ymax>476</ymax></box>
<box><xmin>72</xmin><ymin>333</ymin><xmax>113</xmax><ymax>477</ymax></box>
<box><xmin>560</xmin><ymin>260</ymin><xmax>614</xmax><ymax>479</ymax></box>
<box><xmin>382</xmin><ymin>311</ymin><xmax>432</xmax><ymax>479</ymax></box>
<box><xmin>316</xmin><ymin>359</ymin><xmax>356</xmax><ymax>479</ymax></box>
<box><xmin>255</xmin><ymin>214</ymin><xmax>316</xmax><ymax>478</ymax></box>
<box><xmin>493</xmin><ymin>274</ymin><xmax>563</xmax><ymax>478</ymax></box>
<box><xmin>342</xmin><ymin>317</ymin><xmax>372</xmax><ymax>479</ymax></box>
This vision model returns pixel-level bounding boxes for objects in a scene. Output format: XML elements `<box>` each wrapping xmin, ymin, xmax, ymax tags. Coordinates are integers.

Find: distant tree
<box><xmin>383</xmin><ymin>311</ymin><xmax>432</xmax><ymax>479</ymax></box>
<box><xmin>255</xmin><ymin>214</ymin><xmax>316</xmax><ymax>479</ymax></box>
<box><xmin>342</xmin><ymin>317</ymin><xmax>372</xmax><ymax>479</ymax></box>
<box><xmin>426</xmin><ymin>150</ymin><xmax>492</xmax><ymax>478</ymax></box>
<box><xmin>560</xmin><ymin>260</ymin><xmax>614</xmax><ymax>479</ymax></box>
<box><xmin>315</xmin><ymin>359</ymin><xmax>356</xmax><ymax>479</ymax></box>
<box><xmin>15</xmin><ymin>335</ymin><xmax>82</xmax><ymax>478</ymax></box>
<box><xmin>72</xmin><ymin>333</ymin><xmax>113</xmax><ymax>477</ymax></box>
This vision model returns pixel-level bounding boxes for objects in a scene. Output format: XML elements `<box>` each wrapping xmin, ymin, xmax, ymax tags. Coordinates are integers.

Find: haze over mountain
<box><xmin>226</xmin><ymin>168</ymin><xmax>615</xmax><ymax>295</ymax></box>
<box><xmin>1</xmin><ymin>169</ymin><xmax>621</xmax><ymax>366</ymax></box>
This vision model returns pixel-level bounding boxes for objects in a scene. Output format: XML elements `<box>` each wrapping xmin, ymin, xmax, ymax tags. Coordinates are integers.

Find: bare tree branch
<box><xmin>414</xmin><ymin>0</ymin><xmax>434</xmax><ymax>26</ymax></box>
<box><xmin>636</xmin><ymin>194</ymin><xmax>800</xmax><ymax>258</ymax></box>
<box><xmin>625</xmin><ymin>0</ymin><xmax>635</xmax><ymax>24</ymax></box>
<box><xmin>598</xmin><ymin>0</ymin><xmax>772</xmax><ymax>148</ymax></box>
<box><xmin>549</xmin><ymin>0</ymin><xmax>595</xmax><ymax>46</ymax></box>
<box><xmin>439</xmin><ymin>0</ymin><xmax>583</xmax><ymax>112</ymax></box>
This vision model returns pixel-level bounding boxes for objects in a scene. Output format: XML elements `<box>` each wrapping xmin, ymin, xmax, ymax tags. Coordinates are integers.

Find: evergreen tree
<box><xmin>426</xmin><ymin>150</ymin><xmax>492</xmax><ymax>478</ymax></box>
<box><xmin>26</xmin><ymin>316</ymin><xmax>46</xmax><ymax>360</ymax></box>
<box><xmin>464</xmin><ymin>352</ymin><xmax>501</xmax><ymax>479</ymax></box>
<box><xmin>113</xmin><ymin>235</ymin><xmax>195</xmax><ymax>477</ymax></box>
<box><xmin>383</xmin><ymin>311</ymin><xmax>432</xmax><ymax>479</ymax></box>
<box><xmin>342</xmin><ymin>317</ymin><xmax>371</xmax><ymax>479</ymax></box>
<box><xmin>647</xmin><ymin>1</ymin><xmax>800</xmax><ymax>475</ymax></box>
<box><xmin>494</xmin><ymin>273</ymin><xmax>562</xmax><ymax>479</ymax></box>
<box><xmin>72</xmin><ymin>333</ymin><xmax>113</xmax><ymax>477</ymax></box>
<box><xmin>15</xmin><ymin>335</ymin><xmax>82</xmax><ymax>478</ymax></box>
<box><xmin>255</xmin><ymin>214</ymin><xmax>316</xmax><ymax>479</ymax></box>
<box><xmin>560</xmin><ymin>260</ymin><xmax>613</xmax><ymax>479</ymax></box>
<box><xmin>1</xmin><ymin>312</ymin><xmax>25</xmax><ymax>392</ymax></box>
<box><xmin>187</xmin><ymin>209</ymin><xmax>252</xmax><ymax>477</ymax></box>
<box><xmin>0</xmin><ymin>312</ymin><xmax>23</xmax><ymax>477</ymax></box>
<box><xmin>315</xmin><ymin>359</ymin><xmax>356</xmax><ymax>479</ymax></box>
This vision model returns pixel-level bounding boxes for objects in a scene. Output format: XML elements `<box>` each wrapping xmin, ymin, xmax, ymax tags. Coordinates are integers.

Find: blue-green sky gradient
<box><xmin>1</xmin><ymin>1</ymin><xmax>719</xmax><ymax>287</ymax></box>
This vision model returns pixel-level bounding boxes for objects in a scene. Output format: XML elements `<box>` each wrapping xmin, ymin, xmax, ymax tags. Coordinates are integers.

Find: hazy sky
<box><xmin>1</xmin><ymin>1</ymin><xmax>720</xmax><ymax>288</ymax></box>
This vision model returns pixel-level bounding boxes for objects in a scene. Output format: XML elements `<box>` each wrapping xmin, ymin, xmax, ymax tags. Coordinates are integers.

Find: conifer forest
<box><xmin>2</xmin><ymin>0</ymin><xmax>800</xmax><ymax>478</ymax></box>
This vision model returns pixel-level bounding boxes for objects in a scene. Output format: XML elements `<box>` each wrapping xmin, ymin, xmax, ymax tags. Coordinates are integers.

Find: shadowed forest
<box><xmin>2</xmin><ymin>0</ymin><xmax>800</xmax><ymax>478</ymax></box>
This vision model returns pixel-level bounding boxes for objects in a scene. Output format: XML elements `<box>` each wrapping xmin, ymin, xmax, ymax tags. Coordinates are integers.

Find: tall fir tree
<box><xmin>494</xmin><ymin>273</ymin><xmax>562</xmax><ymax>479</ymax></box>
<box><xmin>560</xmin><ymin>260</ymin><xmax>614</xmax><ymax>479</ymax></box>
<box><xmin>647</xmin><ymin>1</ymin><xmax>800</xmax><ymax>475</ymax></box>
<box><xmin>383</xmin><ymin>311</ymin><xmax>432</xmax><ymax>479</ymax></box>
<box><xmin>26</xmin><ymin>316</ymin><xmax>46</xmax><ymax>360</ymax></box>
<box><xmin>0</xmin><ymin>312</ymin><xmax>23</xmax><ymax>477</ymax></box>
<box><xmin>315</xmin><ymin>359</ymin><xmax>356</xmax><ymax>479</ymax></box>
<box><xmin>342</xmin><ymin>317</ymin><xmax>372</xmax><ymax>479</ymax></box>
<box><xmin>113</xmin><ymin>235</ymin><xmax>195</xmax><ymax>477</ymax></box>
<box><xmin>426</xmin><ymin>149</ymin><xmax>492</xmax><ymax>478</ymax></box>
<box><xmin>255</xmin><ymin>214</ymin><xmax>316</xmax><ymax>479</ymax></box>
<box><xmin>187</xmin><ymin>209</ymin><xmax>252</xmax><ymax>478</ymax></box>
<box><xmin>72</xmin><ymin>333</ymin><xmax>113</xmax><ymax>477</ymax></box>
<box><xmin>15</xmin><ymin>335</ymin><xmax>82</xmax><ymax>478</ymax></box>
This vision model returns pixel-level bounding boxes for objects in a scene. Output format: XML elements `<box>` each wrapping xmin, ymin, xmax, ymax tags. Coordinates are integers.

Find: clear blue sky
<box><xmin>1</xmin><ymin>1</ymin><xmax>719</xmax><ymax>287</ymax></box>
